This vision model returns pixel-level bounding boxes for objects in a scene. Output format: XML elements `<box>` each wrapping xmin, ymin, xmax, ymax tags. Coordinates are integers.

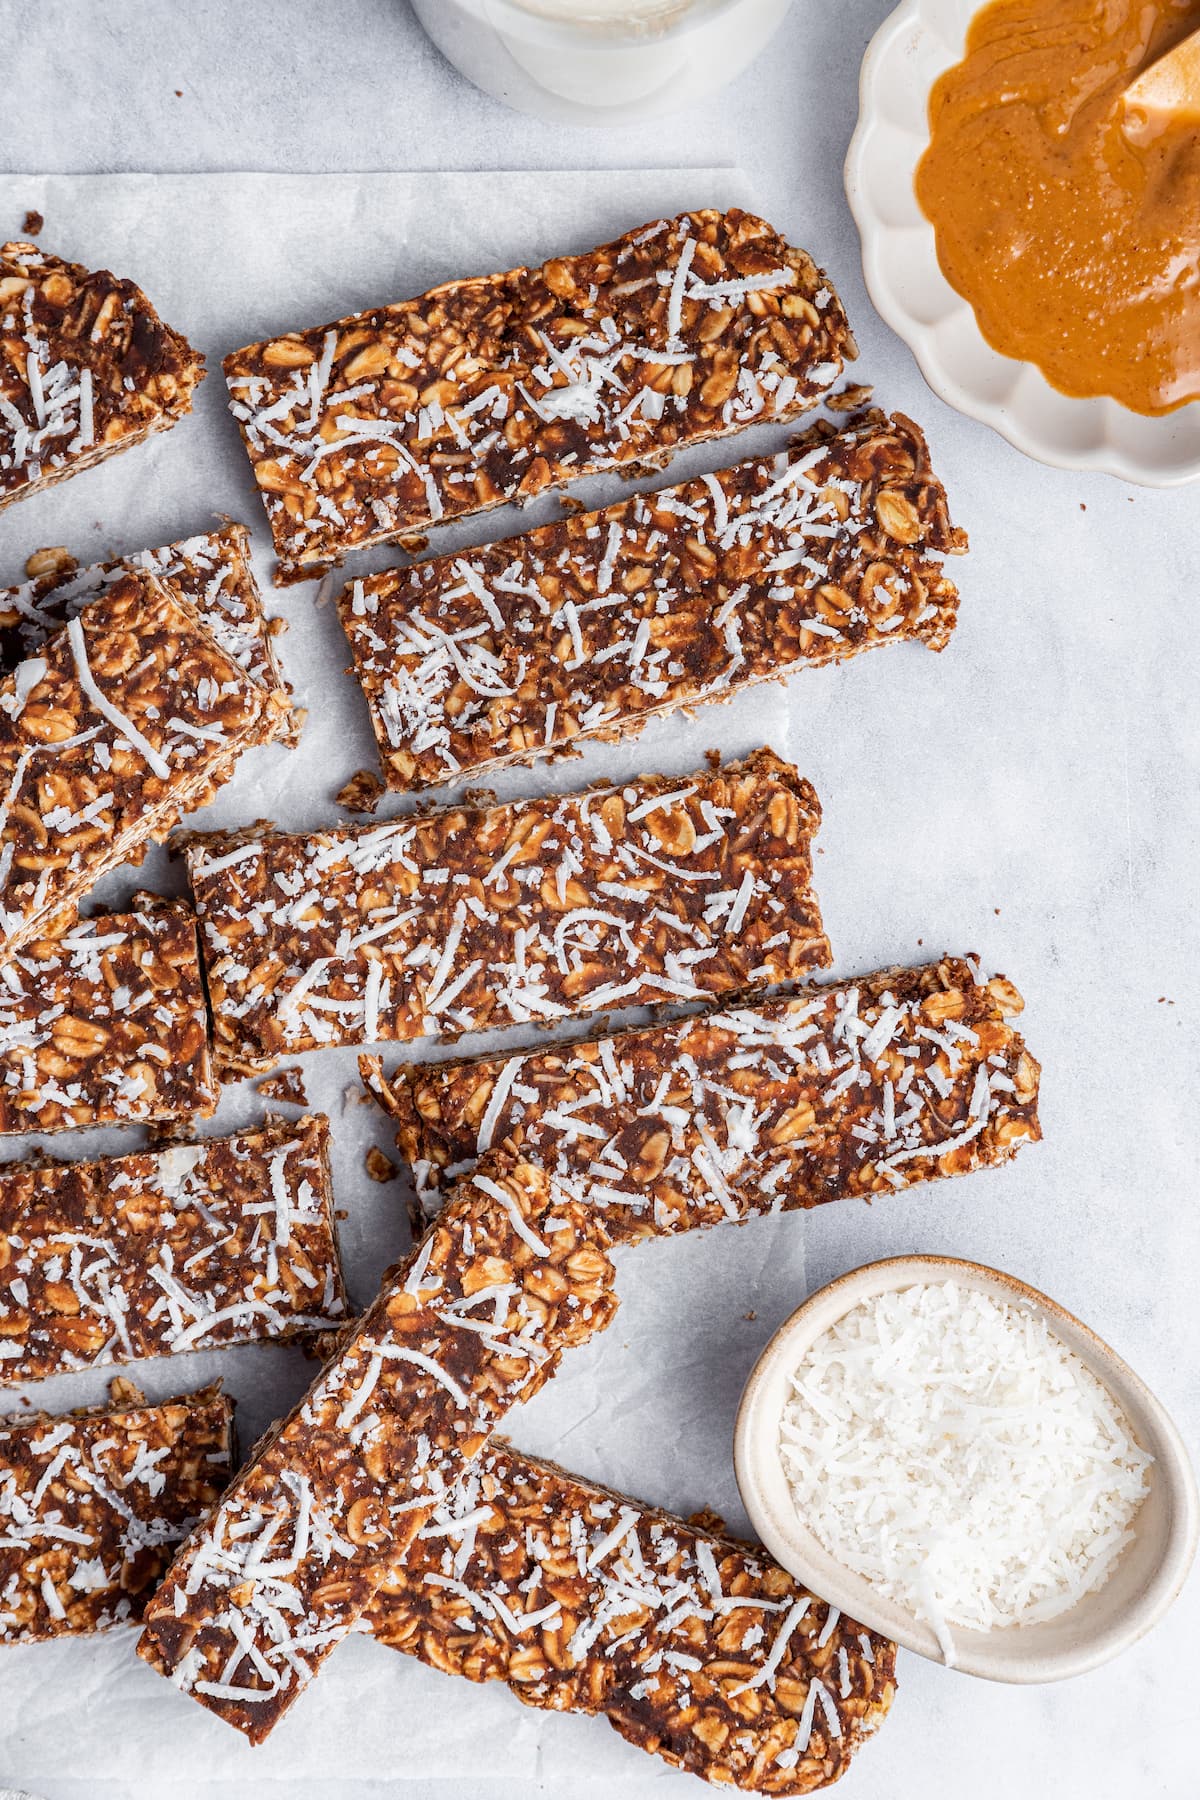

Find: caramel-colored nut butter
<box><xmin>916</xmin><ymin>0</ymin><xmax>1200</xmax><ymax>415</ymax></box>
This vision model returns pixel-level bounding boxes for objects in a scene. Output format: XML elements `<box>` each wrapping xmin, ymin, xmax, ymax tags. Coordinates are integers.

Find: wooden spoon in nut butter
<box><xmin>916</xmin><ymin>0</ymin><xmax>1200</xmax><ymax>416</ymax></box>
<box><xmin>1123</xmin><ymin>20</ymin><xmax>1200</xmax><ymax>139</ymax></box>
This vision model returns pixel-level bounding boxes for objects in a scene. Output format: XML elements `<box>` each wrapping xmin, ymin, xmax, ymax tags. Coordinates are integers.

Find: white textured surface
<box><xmin>0</xmin><ymin>6</ymin><xmax>1196</xmax><ymax>1799</ymax></box>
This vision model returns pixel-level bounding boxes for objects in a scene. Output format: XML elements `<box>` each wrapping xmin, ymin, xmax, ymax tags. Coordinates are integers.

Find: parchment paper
<box><xmin>0</xmin><ymin>170</ymin><xmax>1196</xmax><ymax>1799</ymax></box>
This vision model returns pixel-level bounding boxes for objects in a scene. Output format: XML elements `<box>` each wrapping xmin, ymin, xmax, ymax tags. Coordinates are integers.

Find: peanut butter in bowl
<box><xmin>915</xmin><ymin>0</ymin><xmax>1200</xmax><ymax>416</ymax></box>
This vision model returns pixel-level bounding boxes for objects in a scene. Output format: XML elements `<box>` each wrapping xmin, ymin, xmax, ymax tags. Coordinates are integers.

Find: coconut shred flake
<box><xmin>779</xmin><ymin>1281</ymin><xmax>1152</xmax><ymax>1666</ymax></box>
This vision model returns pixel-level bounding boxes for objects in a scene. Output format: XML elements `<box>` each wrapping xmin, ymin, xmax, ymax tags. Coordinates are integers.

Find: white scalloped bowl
<box><xmin>844</xmin><ymin>0</ymin><xmax>1200</xmax><ymax>485</ymax></box>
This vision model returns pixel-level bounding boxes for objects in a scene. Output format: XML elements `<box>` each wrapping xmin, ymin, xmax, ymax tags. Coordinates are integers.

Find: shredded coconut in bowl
<box><xmin>779</xmin><ymin>1280</ymin><xmax>1153</xmax><ymax>1665</ymax></box>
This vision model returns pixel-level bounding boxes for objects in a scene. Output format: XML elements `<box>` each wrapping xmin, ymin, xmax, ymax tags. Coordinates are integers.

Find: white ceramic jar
<box><xmin>410</xmin><ymin>0</ymin><xmax>792</xmax><ymax>124</ymax></box>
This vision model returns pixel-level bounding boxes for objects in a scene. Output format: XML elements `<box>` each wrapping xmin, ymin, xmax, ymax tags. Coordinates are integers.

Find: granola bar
<box><xmin>362</xmin><ymin>957</ymin><xmax>1041</xmax><ymax>1242</ymax></box>
<box><xmin>0</xmin><ymin>567</ymin><xmax>287</xmax><ymax>960</ymax></box>
<box><xmin>0</xmin><ymin>1381</ymin><xmax>233</xmax><ymax>1644</ymax></box>
<box><xmin>0</xmin><ymin>899</ymin><xmax>216</xmax><ymax>1135</ymax></box>
<box><xmin>185</xmin><ymin>747</ymin><xmax>828</xmax><ymax>1078</ymax></box>
<box><xmin>338</xmin><ymin>411</ymin><xmax>965</xmax><ymax>791</ymax></box>
<box><xmin>365</xmin><ymin>1442</ymin><xmax>896</xmax><ymax>1794</ymax></box>
<box><xmin>0</xmin><ymin>522</ymin><xmax>299</xmax><ymax>741</ymax></box>
<box><xmin>0</xmin><ymin>242</ymin><xmax>203</xmax><ymax>510</ymax></box>
<box><xmin>223</xmin><ymin>209</ymin><xmax>855</xmax><ymax>583</ymax></box>
<box><xmin>137</xmin><ymin>1149</ymin><xmax>619</xmax><ymax>1741</ymax></box>
<box><xmin>0</xmin><ymin>1115</ymin><xmax>347</xmax><ymax>1385</ymax></box>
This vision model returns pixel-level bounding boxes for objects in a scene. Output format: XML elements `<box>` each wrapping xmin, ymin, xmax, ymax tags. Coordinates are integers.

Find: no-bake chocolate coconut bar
<box><xmin>338</xmin><ymin>411</ymin><xmax>965</xmax><ymax>792</ymax></box>
<box><xmin>0</xmin><ymin>900</ymin><xmax>216</xmax><ymax>1134</ymax></box>
<box><xmin>185</xmin><ymin>747</ymin><xmax>829</xmax><ymax>1078</ymax></box>
<box><xmin>0</xmin><ymin>567</ymin><xmax>288</xmax><ymax>960</ymax></box>
<box><xmin>365</xmin><ymin>1442</ymin><xmax>896</xmax><ymax>1795</ymax></box>
<box><xmin>0</xmin><ymin>1115</ymin><xmax>347</xmax><ymax>1385</ymax></box>
<box><xmin>0</xmin><ymin>1382</ymin><xmax>233</xmax><ymax>1644</ymax></box>
<box><xmin>2</xmin><ymin>1387</ymin><xmax>895</xmax><ymax>1791</ymax></box>
<box><xmin>362</xmin><ymin>957</ymin><xmax>1041</xmax><ymax>1240</ymax></box>
<box><xmin>0</xmin><ymin>242</ymin><xmax>203</xmax><ymax>510</ymax></box>
<box><xmin>223</xmin><ymin>209</ymin><xmax>855</xmax><ymax>582</ymax></box>
<box><xmin>137</xmin><ymin>1149</ymin><xmax>619</xmax><ymax>1741</ymax></box>
<box><xmin>0</xmin><ymin>522</ymin><xmax>298</xmax><ymax>740</ymax></box>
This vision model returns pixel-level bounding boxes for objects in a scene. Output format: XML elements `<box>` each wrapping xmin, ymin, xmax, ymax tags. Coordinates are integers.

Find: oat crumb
<box><xmin>337</xmin><ymin>768</ymin><xmax>386</xmax><ymax>814</ymax></box>
<box><xmin>365</xmin><ymin>1146</ymin><xmax>398</xmax><ymax>1183</ymax></box>
<box><xmin>24</xmin><ymin>545</ymin><xmax>75</xmax><ymax>581</ymax></box>
<box><xmin>255</xmin><ymin>1066</ymin><xmax>308</xmax><ymax>1106</ymax></box>
<box><xmin>825</xmin><ymin>381</ymin><xmax>874</xmax><ymax>414</ymax></box>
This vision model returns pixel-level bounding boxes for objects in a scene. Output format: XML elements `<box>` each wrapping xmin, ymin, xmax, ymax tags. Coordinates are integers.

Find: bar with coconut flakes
<box><xmin>0</xmin><ymin>1115</ymin><xmax>347</xmax><ymax>1385</ymax></box>
<box><xmin>0</xmin><ymin>1381</ymin><xmax>233</xmax><ymax>1644</ymax></box>
<box><xmin>0</xmin><ymin>899</ymin><xmax>216</xmax><ymax>1135</ymax></box>
<box><xmin>0</xmin><ymin>523</ymin><xmax>298</xmax><ymax>740</ymax></box>
<box><xmin>361</xmin><ymin>957</ymin><xmax>1041</xmax><ymax>1241</ymax></box>
<box><xmin>0</xmin><ymin>242</ymin><xmax>203</xmax><ymax>511</ymax></box>
<box><xmin>364</xmin><ymin>1441</ymin><xmax>896</xmax><ymax>1794</ymax></box>
<box><xmin>0</xmin><ymin>567</ymin><xmax>287</xmax><ymax>961</ymax></box>
<box><xmin>339</xmin><ymin>410</ymin><xmax>964</xmax><ymax>792</ymax></box>
<box><xmin>223</xmin><ymin>208</ymin><xmax>855</xmax><ymax>583</ymax></box>
<box><xmin>137</xmin><ymin>1148</ymin><xmax>619</xmax><ymax>1741</ymax></box>
<box><xmin>185</xmin><ymin>747</ymin><xmax>829</xmax><ymax>1079</ymax></box>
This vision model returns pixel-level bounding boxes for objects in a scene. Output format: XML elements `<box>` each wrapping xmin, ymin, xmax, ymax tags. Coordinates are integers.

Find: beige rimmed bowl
<box><xmin>733</xmin><ymin>1255</ymin><xmax>1198</xmax><ymax>1683</ymax></box>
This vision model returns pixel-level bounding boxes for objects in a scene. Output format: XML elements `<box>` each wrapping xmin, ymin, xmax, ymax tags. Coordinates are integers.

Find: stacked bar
<box><xmin>339</xmin><ymin>410</ymin><xmax>966</xmax><ymax>791</ymax></box>
<box><xmin>0</xmin><ymin>569</ymin><xmax>288</xmax><ymax>959</ymax></box>
<box><xmin>137</xmin><ymin>1150</ymin><xmax>619</xmax><ymax>1740</ymax></box>
<box><xmin>0</xmin><ymin>522</ymin><xmax>298</xmax><ymax>740</ymax></box>
<box><xmin>0</xmin><ymin>1382</ymin><xmax>233</xmax><ymax>1643</ymax></box>
<box><xmin>0</xmin><ymin>900</ymin><xmax>215</xmax><ymax>1134</ymax></box>
<box><xmin>363</xmin><ymin>957</ymin><xmax>1042</xmax><ymax>1241</ymax></box>
<box><xmin>223</xmin><ymin>209</ymin><xmax>855</xmax><ymax>581</ymax></box>
<box><xmin>0</xmin><ymin>1115</ymin><xmax>347</xmax><ymax>1384</ymax></box>
<box><xmin>0</xmin><ymin>242</ymin><xmax>203</xmax><ymax>510</ymax></box>
<box><xmin>186</xmin><ymin>747</ymin><xmax>829</xmax><ymax>1077</ymax></box>
<box><xmin>366</xmin><ymin>1442</ymin><xmax>896</xmax><ymax>1794</ymax></box>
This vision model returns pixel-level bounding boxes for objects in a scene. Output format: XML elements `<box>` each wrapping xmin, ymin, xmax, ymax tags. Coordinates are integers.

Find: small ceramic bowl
<box><xmin>844</xmin><ymin>0</ymin><xmax>1200</xmax><ymax>485</ymax></box>
<box><xmin>733</xmin><ymin>1254</ymin><xmax>1198</xmax><ymax>1682</ymax></box>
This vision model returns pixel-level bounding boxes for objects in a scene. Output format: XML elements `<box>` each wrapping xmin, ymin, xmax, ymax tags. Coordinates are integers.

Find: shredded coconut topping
<box><xmin>779</xmin><ymin>1281</ymin><xmax>1152</xmax><ymax>1664</ymax></box>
